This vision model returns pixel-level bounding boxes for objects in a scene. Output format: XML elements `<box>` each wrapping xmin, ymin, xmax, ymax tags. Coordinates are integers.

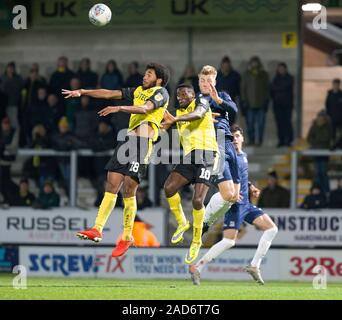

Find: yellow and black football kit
<box><xmin>105</xmin><ymin>86</ymin><xmax>169</xmax><ymax>182</ymax></box>
<box><xmin>173</xmin><ymin>96</ymin><xmax>219</xmax><ymax>186</ymax></box>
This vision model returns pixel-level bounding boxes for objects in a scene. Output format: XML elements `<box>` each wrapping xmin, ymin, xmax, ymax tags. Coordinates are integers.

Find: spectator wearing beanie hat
<box><xmin>257</xmin><ymin>169</ymin><xmax>290</xmax><ymax>208</ymax></box>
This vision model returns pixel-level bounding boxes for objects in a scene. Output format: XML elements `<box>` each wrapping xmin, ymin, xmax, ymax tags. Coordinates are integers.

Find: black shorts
<box><xmin>105</xmin><ymin>136</ymin><xmax>153</xmax><ymax>183</ymax></box>
<box><xmin>173</xmin><ymin>150</ymin><xmax>219</xmax><ymax>186</ymax></box>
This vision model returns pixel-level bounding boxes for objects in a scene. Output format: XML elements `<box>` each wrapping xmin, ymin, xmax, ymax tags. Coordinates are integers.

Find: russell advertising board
<box><xmin>0</xmin><ymin>208</ymin><xmax>166</xmax><ymax>245</ymax></box>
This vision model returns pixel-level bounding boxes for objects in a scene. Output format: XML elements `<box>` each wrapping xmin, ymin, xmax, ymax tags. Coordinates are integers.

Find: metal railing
<box><xmin>16</xmin><ymin>148</ymin><xmax>342</xmax><ymax>209</ymax></box>
<box><xmin>17</xmin><ymin>149</ymin><xmax>158</xmax><ymax>208</ymax></box>
<box><xmin>290</xmin><ymin>149</ymin><xmax>342</xmax><ymax>209</ymax></box>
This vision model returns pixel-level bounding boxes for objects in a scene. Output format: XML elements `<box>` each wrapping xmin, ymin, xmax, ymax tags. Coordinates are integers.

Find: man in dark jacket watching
<box><xmin>258</xmin><ymin>169</ymin><xmax>290</xmax><ymax>208</ymax></box>
<box><xmin>329</xmin><ymin>178</ymin><xmax>342</xmax><ymax>208</ymax></box>
<box><xmin>300</xmin><ymin>185</ymin><xmax>327</xmax><ymax>210</ymax></box>
<box><xmin>9</xmin><ymin>178</ymin><xmax>36</xmax><ymax>207</ymax></box>
<box><xmin>270</xmin><ymin>63</ymin><xmax>294</xmax><ymax>147</ymax></box>
<box><xmin>325</xmin><ymin>79</ymin><xmax>342</xmax><ymax>143</ymax></box>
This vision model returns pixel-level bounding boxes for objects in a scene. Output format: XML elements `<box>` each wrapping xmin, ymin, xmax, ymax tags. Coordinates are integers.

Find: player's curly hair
<box><xmin>146</xmin><ymin>63</ymin><xmax>170</xmax><ymax>87</ymax></box>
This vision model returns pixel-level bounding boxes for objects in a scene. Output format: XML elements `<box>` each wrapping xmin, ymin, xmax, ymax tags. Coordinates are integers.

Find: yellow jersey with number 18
<box><xmin>121</xmin><ymin>86</ymin><xmax>169</xmax><ymax>142</ymax></box>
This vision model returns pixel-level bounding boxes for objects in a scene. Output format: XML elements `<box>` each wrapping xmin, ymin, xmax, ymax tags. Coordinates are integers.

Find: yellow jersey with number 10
<box><xmin>176</xmin><ymin>98</ymin><xmax>218</xmax><ymax>156</ymax></box>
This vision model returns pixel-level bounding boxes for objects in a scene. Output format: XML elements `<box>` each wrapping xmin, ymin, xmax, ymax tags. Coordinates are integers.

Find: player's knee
<box><xmin>105</xmin><ymin>180</ymin><xmax>117</xmax><ymax>194</ymax></box>
<box><xmin>222</xmin><ymin>238</ymin><xmax>236</xmax><ymax>248</ymax></box>
<box><xmin>192</xmin><ymin>197</ymin><xmax>204</xmax><ymax>210</ymax></box>
<box><xmin>221</xmin><ymin>190</ymin><xmax>234</xmax><ymax>202</ymax></box>
<box><xmin>164</xmin><ymin>183</ymin><xmax>176</xmax><ymax>198</ymax></box>
<box><xmin>123</xmin><ymin>190</ymin><xmax>135</xmax><ymax>198</ymax></box>
<box><xmin>123</xmin><ymin>182</ymin><xmax>137</xmax><ymax>198</ymax></box>
<box><xmin>269</xmin><ymin>225</ymin><xmax>278</xmax><ymax>235</ymax></box>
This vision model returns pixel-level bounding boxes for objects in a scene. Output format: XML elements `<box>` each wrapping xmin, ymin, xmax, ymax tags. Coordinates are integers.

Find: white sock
<box><xmin>196</xmin><ymin>238</ymin><xmax>235</xmax><ymax>273</ymax></box>
<box><xmin>204</xmin><ymin>192</ymin><xmax>232</xmax><ymax>226</ymax></box>
<box><xmin>251</xmin><ymin>226</ymin><xmax>278</xmax><ymax>268</ymax></box>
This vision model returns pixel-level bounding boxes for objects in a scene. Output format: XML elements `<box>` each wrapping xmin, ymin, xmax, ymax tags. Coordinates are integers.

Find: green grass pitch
<box><xmin>0</xmin><ymin>274</ymin><xmax>341</xmax><ymax>300</ymax></box>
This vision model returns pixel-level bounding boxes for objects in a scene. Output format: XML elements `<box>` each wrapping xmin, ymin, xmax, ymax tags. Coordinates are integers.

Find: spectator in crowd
<box><xmin>307</xmin><ymin>110</ymin><xmax>333</xmax><ymax>194</ymax></box>
<box><xmin>49</xmin><ymin>56</ymin><xmax>74</xmax><ymax>95</ymax></box>
<box><xmin>333</xmin><ymin>135</ymin><xmax>342</xmax><ymax>150</ymax></box>
<box><xmin>328</xmin><ymin>51</ymin><xmax>342</xmax><ymax>66</ymax></box>
<box><xmin>74</xmin><ymin>96</ymin><xmax>97</xmax><ymax>140</ymax></box>
<box><xmin>23</xmin><ymin>124</ymin><xmax>57</xmax><ymax>188</ymax></box>
<box><xmin>65</xmin><ymin>77</ymin><xmax>81</xmax><ymax>128</ymax></box>
<box><xmin>125</xmin><ymin>61</ymin><xmax>143</xmax><ymax>88</ymax></box>
<box><xmin>89</xmin><ymin>119</ymin><xmax>116</xmax><ymax>152</ymax></box>
<box><xmin>116</xmin><ymin>215</ymin><xmax>160</xmax><ymax>248</ymax></box>
<box><xmin>241</xmin><ymin>56</ymin><xmax>270</xmax><ymax>146</ymax></box>
<box><xmin>44</xmin><ymin>93</ymin><xmax>65</xmax><ymax>134</ymax></box>
<box><xmin>100</xmin><ymin>59</ymin><xmax>123</xmax><ymax>90</ymax></box>
<box><xmin>76</xmin><ymin>58</ymin><xmax>98</xmax><ymax>89</ymax></box>
<box><xmin>216</xmin><ymin>56</ymin><xmax>241</xmax><ymax>103</ymax></box>
<box><xmin>270</xmin><ymin>62</ymin><xmax>294</xmax><ymax>147</ymax></box>
<box><xmin>22</xmin><ymin>63</ymin><xmax>47</xmax><ymax>108</ymax></box>
<box><xmin>29</xmin><ymin>86</ymin><xmax>48</xmax><ymax>125</ymax></box>
<box><xmin>136</xmin><ymin>185</ymin><xmax>153</xmax><ymax>210</ymax></box>
<box><xmin>75</xmin><ymin>95</ymin><xmax>98</xmax><ymax>178</ymax></box>
<box><xmin>0</xmin><ymin>117</ymin><xmax>19</xmax><ymax>206</ymax></box>
<box><xmin>33</xmin><ymin>180</ymin><xmax>60</xmax><ymax>209</ymax></box>
<box><xmin>325</xmin><ymin>79</ymin><xmax>342</xmax><ymax>143</ymax></box>
<box><xmin>89</xmin><ymin>119</ymin><xmax>116</xmax><ymax>205</ymax></box>
<box><xmin>300</xmin><ymin>185</ymin><xmax>328</xmax><ymax>210</ymax></box>
<box><xmin>0</xmin><ymin>62</ymin><xmax>24</xmax><ymax>129</ymax></box>
<box><xmin>177</xmin><ymin>64</ymin><xmax>199</xmax><ymax>93</ymax></box>
<box><xmin>9</xmin><ymin>178</ymin><xmax>35</xmax><ymax>207</ymax></box>
<box><xmin>51</xmin><ymin>117</ymin><xmax>84</xmax><ymax>151</ymax></box>
<box><xmin>51</xmin><ymin>117</ymin><xmax>84</xmax><ymax>193</ymax></box>
<box><xmin>258</xmin><ymin>169</ymin><xmax>290</xmax><ymax>208</ymax></box>
<box><xmin>26</xmin><ymin>87</ymin><xmax>49</xmax><ymax>143</ymax></box>
<box><xmin>329</xmin><ymin>178</ymin><xmax>342</xmax><ymax>208</ymax></box>
<box><xmin>0</xmin><ymin>86</ymin><xmax>8</xmax><ymax>122</ymax></box>
<box><xmin>20</xmin><ymin>63</ymin><xmax>47</xmax><ymax>147</ymax></box>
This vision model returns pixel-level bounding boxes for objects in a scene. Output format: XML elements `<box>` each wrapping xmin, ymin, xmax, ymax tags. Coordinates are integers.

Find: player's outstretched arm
<box><xmin>98</xmin><ymin>101</ymin><xmax>155</xmax><ymax>117</ymax></box>
<box><xmin>161</xmin><ymin>105</ymin><xmax>206</xmax><ymax>129</ymax></box>
<box><xmin>159</xmin><ymin>110</ymin><xmax>176</xmax><ymax>131</ymax></box>
<box><xmin>62</xmin><ymin>89</ymin><xmax>122</xmax><ymax>100</ymax></box>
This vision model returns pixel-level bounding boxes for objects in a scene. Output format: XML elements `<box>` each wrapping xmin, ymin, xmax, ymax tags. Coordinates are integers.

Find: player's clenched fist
<box><xmin>250</xmin><ymin>185</ymin><xmax>261</xmax><ymax>199</ymax></box>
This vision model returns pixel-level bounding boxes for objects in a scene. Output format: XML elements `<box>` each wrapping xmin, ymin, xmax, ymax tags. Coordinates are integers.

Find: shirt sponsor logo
<box><xmin>154</xmin><ymin>93</ymin><xmax>163</xmax><ymax>102</ymax></box>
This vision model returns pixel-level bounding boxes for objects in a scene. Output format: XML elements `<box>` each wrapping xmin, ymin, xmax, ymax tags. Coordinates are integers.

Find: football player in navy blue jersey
<box><xmin>190</xmin><ymin>125</ymin><xmax>278</xmax><ymax>286</ymax></box>
<box><xmin>196</xmin><ymin>65</ymin><xmax>241</xmax><ymax>231</ymax></box>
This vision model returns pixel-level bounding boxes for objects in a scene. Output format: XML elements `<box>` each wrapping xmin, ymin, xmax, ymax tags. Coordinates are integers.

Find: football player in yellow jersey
<box><xmin>62</xmin><ymin>63</ymin><xmax>170</xmax><ymax>257</ymax></box>
<box><xmin>161</xmin><ymin>84</ymin><xmax>219</xmax><ymax>264</ymax></box>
